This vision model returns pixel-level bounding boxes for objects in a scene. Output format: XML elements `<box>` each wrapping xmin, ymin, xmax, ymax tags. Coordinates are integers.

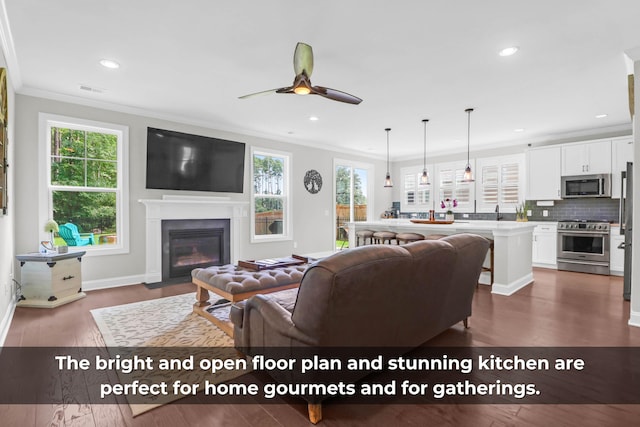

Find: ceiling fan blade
<box><xmin>313</xmin><ymin>86</ymin><xmax>363</xmax><ymax>104</ymax></box>
<box><xmin>238</xmin><ymin>87</ymin><xmax>290</xmax><ymax>99</ymax></box>
<box><xmin>293</xmin><ymin>42</ymin><xmax>314</xmax><ymax>78</ymax></box>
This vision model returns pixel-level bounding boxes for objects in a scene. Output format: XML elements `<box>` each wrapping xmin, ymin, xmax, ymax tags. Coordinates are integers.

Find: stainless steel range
<box><xmin>557</xmin><ymin>220</ymin><xmax>610</xmax><ymax>275</ymax></box>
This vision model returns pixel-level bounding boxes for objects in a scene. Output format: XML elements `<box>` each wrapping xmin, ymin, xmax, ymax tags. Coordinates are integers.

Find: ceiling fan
<box><xmin>239</xmin><ymin>42</ymin><xmax>362</xmax><ymax>105</ymax></box>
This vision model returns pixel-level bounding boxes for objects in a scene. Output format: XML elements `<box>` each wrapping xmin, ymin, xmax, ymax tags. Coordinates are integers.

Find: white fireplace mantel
<box><xmin>139</xmin><ymin>197</ymin><xmax>248</xmax><ymax>283</ymax></box>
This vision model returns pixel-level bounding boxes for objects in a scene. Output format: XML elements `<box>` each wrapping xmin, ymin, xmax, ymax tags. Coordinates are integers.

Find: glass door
<box><xmin>334</xmin><ymin>160</ymin><xmax>373</xmax><ymax>250</ymax></box>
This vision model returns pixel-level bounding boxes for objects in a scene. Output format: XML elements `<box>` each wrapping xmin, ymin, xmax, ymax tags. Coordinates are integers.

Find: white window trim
<box><xmin>333</xmin><ymin>158</ymin><xmax>375</xmax><ymax>242</ymax></box>
<box><xmin>250</xmin><ymin>146</ymin><xmax>292</xmax><ymax>243</ymax></box>
<box><xmin>434</xmin><ymin>160</ymin><xmax>476</xmax><ymax>213</ymax></box>
<box><xmin>476</xmin><ymin>153</ymin><xmax>525</xmax><ymax>213</ymax></box>
<box><xmin>400</xmin><ymin>164</ymin><xmax>435</xmax><ymax>213</ymax></box>
<box><xmin>38</xmin><ymin>113</ymin><xmax>130</xmax><ymax>256</ymax></box>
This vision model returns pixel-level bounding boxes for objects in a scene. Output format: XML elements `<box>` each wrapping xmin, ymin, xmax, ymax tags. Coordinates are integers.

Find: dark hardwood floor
<box><xmin>2</xmin><ymin>268</ymin><xmax>640</xmax><ymax>426</ymax></box>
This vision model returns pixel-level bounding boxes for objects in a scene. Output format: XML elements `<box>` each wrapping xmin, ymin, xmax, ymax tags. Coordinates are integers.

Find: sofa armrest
<box><xmin>230</xmin><ymin>301</ymin><xmax>245</xmax><ymax>328</ymax></box>
<box><xmin>238</xmin><ymin>294</ymin><xmax>317</xmax><ymax>348</ymax></box>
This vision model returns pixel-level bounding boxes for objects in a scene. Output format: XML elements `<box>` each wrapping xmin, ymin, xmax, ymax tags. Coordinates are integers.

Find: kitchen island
<box><xmin>347</xmin><ymin>220</ymin><xmax>536</xmax><ymax>296</ymax></box>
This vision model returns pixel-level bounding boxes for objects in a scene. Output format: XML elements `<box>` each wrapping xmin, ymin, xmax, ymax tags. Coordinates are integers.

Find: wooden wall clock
<box><xmin>0</xmin><ymin>67</ymin><xmax>7</xmax><ymax>215</ymax></box>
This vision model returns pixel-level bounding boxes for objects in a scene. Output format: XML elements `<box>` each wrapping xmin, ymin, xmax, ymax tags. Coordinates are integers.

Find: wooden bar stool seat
<box><xmin>372</xmin><ymin>231</ymin><xmax>397</xmax><ymax>244</ymax></box>
<box><xmin>355</xmin><ymin>229</ymin><xmax>375</xmax><ymax>246</ymax></box>
<box><xmin>395</xmin><ymin>232</ymin><xmax>425</xmax><ymax>245</ymax></box>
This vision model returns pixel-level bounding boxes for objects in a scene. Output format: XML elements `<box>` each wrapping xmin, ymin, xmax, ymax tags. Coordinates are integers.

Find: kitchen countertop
<box><xmin>347</xmin><ymin>219</ymin><xmax>535</xmax><ymax>296</ymax></box>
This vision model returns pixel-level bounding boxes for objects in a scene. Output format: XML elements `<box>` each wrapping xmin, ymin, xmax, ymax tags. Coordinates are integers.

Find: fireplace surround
<box><xmin>161</xmin><ymin>219</ymin><xmax>230</xmax><ymax>281</ymax></box>
<box><xmin>139</xmin><ymin>196</ymin><xmax>248</xmax><ymax>284</ymax></box>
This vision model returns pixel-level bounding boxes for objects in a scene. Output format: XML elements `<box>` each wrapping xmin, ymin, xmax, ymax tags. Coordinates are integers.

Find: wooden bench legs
<box><xmin>308</xmin><ymin>403</ymin><xmax>322</xmax><ymax>424</ymax></box>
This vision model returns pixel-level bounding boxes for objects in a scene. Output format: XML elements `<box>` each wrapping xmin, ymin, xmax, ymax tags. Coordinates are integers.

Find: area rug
<box><xmin>90</xmin><ymin>292</ymin><xmax>249</xmax><ymax>416</ymax></box>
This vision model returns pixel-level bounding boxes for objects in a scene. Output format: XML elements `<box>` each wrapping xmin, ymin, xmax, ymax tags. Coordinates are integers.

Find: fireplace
<box><xmin>161</xmin><ymin>219</ymin><xmax>230</xmax><ymax>281</ymax></box>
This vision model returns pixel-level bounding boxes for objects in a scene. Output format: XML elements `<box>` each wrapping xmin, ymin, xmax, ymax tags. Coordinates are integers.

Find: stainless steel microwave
<box><xmin>561</xmin><ymin>174</ymin><xmax>611</xmax><ymax>198</ymax></box>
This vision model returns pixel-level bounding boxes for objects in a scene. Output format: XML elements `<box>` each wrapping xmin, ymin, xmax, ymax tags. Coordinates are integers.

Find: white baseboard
<box><xmin>0</xmin><ymin>298</ymin><xmax>17</xmax><ymax>347</ymax></box>
<box><xmin>491</xmin><ymin>273</ymin><xmax>534</xmax><ymax>296</ymax></box>
<box><xmin>83</xmin><ymin>274</ymin><xmax>147</xmax><ymax>291</ymax></box>
<box><xmin>629</xmin><ymin>309</ymin><xmax>640</xmax><ymax>328</ymax></box>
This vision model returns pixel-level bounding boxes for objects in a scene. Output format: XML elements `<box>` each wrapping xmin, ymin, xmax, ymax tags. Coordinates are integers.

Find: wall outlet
<box><xmin>543</xmin><ymin>210</ymin><xmax>549</xmax><ymax>217</ymax></box>
<box><xmin>293</xmin><ymin>241</ymin><xmax>298</xmax><ymax>249</ymax></box>
<box><xmin>527</xmin><ymin>210</ymin><xmax>532</xmax><ymax>217</ymax></box>
<box><xmin>463</xmin><ymin>213</ymin><xmax>469</xmax><ymax>218</ymax></box>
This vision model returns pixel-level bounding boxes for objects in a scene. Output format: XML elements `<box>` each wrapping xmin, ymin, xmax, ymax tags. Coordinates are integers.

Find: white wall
<box><xmin>13</xmin><ymin>94</ymin><xmax>391</xmax><ymax>286</ymax></box>
<box><xmin>0</xmin><ymin>49</ymin><xmax>16</xmax><ymax>344</ymax></box>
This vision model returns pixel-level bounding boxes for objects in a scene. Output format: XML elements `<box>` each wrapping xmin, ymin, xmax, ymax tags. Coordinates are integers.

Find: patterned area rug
<box><xmin>91</xmin><ymin>292</ymin><xmax>247</xmax><ymax>416</ymax></box>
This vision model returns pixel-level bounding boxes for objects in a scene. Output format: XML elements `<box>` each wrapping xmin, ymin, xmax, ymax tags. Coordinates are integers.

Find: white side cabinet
<box><xmin>610</xmin><ymin>226</ymin><xmax>625</xmax><ymax>276</ymax></box>
<box><xmin>527</xmin><ymin>146</ymin><xmax>562</xmax><ymax>200</ymax></box>
<box><xmin>16</xmin><ymin>251</ymin><xmax>86</xmax><ymax>308</ymax></box>
<box><xmin>532</xmin><ymin>223</ymin><xmax>557</xmax><ymax>268</ymax></box>
<box><xmin>611</xmin><ymin>138</ymin><xmax>634</xmax><ymax>199</ymax></box>
<box><xmin>561</xmin><ymin>140</ymin><xmax>612</xmax><ymax>175</ymax></box>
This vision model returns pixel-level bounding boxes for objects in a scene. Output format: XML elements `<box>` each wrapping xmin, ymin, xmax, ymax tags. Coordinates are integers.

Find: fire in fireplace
<box><xmin>161</xmin><ymin>219</ymin><xmax>230</xmax><ymax>281</ymax></box>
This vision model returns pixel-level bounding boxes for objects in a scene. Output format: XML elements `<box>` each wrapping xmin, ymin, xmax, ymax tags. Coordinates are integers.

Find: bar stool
<box><xmin>373</xmin><ymin>231</ymin><xmax>397</xmax><ymax>244</ymax></box>
<box><xmin>480</xmin><ymin>239</ymin><xmax>495</xmax><ymax>286</ymax></box>
<box><xmin>395</xmin><ymin>232</ymin><xmax>425</xmax><ymax>245</ymax></box>
<box><xmin>355</xmin><ymin>229</ymin><xmax>375</xmax><ymax>246</ymax></box>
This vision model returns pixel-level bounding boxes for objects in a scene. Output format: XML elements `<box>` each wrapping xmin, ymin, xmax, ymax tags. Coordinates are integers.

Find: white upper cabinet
<box><xmin>611</xmin><ymin>138</ymin><xmax>634</xmax><ymax>199</ymax></box>
<box><xmin>527</xmin><ymin>146</ymin><xmax>562</xmax><ymax>200</ymax></box>
<box><xmin>561</xmin><ymin>140</ymin><xmax>612</xmax><ymax>175</ymax></box>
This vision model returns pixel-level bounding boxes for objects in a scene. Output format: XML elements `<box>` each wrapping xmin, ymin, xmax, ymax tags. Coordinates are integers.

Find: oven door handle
<box><xmin>558</xmin><ymin>231</ymin><xmax>609</xmax><ymax>237</ymax></box>
<box><xmin>557</xmin><ymin>259</ymin><xmax>609</xmax><ymax>267</ymax></box>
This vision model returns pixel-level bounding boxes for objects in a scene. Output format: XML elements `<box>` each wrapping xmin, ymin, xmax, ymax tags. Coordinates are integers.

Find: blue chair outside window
<box><xmin>58</xmin><ymin>223</ymin><xmax>95</xmax><ymax>246</ymax></box>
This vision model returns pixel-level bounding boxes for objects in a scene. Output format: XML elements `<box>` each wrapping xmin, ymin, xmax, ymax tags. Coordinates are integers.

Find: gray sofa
<box><xmin>230</xmin><ymin>233</ymin><xmax>489</xmax><ymax>423</ymax></box>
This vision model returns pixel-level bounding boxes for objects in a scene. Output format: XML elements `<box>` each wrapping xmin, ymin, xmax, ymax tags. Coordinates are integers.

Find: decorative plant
<box><xmin>515</xmin><ymin>201</ymin><xmax>529</xmax><ymax>221</ymax></box>
<box><xmin>44</xmin><ymin>219</ymin><xmax>59</xmax><ymax>245</ymax></box>
<box><xmin>440</xmin><ymin>198</ymin><xmax>458</xmax><ymax>214</ymax></box>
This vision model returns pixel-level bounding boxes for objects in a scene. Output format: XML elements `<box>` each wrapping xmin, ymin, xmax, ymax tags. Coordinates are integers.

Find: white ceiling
<box><xmin>2</xmin><ymin>0</ymin><xmax>639</xmax><ymax>160</ymax></box>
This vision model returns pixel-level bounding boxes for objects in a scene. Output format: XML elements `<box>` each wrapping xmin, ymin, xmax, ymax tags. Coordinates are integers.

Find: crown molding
<box><xmin>0</xmin><ymin>0</ymin><xmax>22</xmax><ymax>89</ymax></box>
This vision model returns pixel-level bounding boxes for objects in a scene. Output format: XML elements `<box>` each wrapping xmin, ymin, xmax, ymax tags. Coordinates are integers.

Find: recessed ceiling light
<box><xmin>309</xmin><ymin>116</ymin><xmax>319</xmax><ymax>121</ymax></box>
<box><xmin>99</xmin><ymin>59</ymin><xmax>120</xmax><ymax>69</ymax></box>
<box><xmin>498</xmin><ymin>46</ymin><xmax>519</xmax><ymax>57</ymax></box>
<box><xmin>595</xmin><ymin>114</ymin><xmax>608</xmax><ymax>119</ymax></box>
<box><xmin>514</xmin><ymin>128</ymin><xmax>525</xmax><ymax>133</ymax></box>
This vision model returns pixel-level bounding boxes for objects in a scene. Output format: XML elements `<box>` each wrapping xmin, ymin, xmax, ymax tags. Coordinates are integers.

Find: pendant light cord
<box><xmin>465</xmin><ymin>108</ymin><xmax>473</xmax><ymax>166</ymax></box>
<box><xmin>422</xmin><ymin>119</ymin><xmax>428</xmax><ymax>170</ymax></box>
<box><xmin>385</xmin><ymin>128</ymin><xmax>391</xmax><ymax>174</ymax></box>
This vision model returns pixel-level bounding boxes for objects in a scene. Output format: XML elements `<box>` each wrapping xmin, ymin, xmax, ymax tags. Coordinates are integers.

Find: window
<box><xmin>476</xmin><ymin>154</ymin><xmax>525</xmax><ymax>212</ymax></box>
<box><xmin>40</xmin><ymin>114</ymin><xmax>129</xmax><ymax>255</ymax></box>
<box><xmin>435</xmin><ymin>161</ymin><xmax>475</xmax><ymax>212</ymax></box>
<box><xmin>334</xmin><ymin>159</ymin><xmax>374</xmax><ymax>249</ymax></box>
<box><xmin>251</xmin><ymin>148</ymin><xmax>291</xmax><ymax>242</ymax></box>
<box><xmin>400</xmin><ymin>165</ymin><xmax>433</xmax><ymax>212</ymax></box>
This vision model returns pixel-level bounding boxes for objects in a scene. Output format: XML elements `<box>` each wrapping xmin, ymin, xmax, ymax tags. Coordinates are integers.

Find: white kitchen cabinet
<box><xmin>16</xmin><ymin>251</ymin><xmax>86</xmax><ymax>308</ymax></box>
<box><xmin>532</xmin><ymin>223</ymin><xmax>557</xmax><ymax>268</ymax></box>
<box><xmin>611</xmin><ymin>138</ymin><xmax>634</xmax><ymax>199</ymax></box>
<box><xmin>610</xmin><ymin>226</ymin><xmax>625</xmax><ymax>276</ymax></box>
<box><xmin>527</xmin><ymin>146</ymin><xmax>562</xmax><ymax>200</ymax></box>
<box><xmin>561</xmin><ymin>140</ymin><xmax>612</xmax><ymax>176</ymax></box>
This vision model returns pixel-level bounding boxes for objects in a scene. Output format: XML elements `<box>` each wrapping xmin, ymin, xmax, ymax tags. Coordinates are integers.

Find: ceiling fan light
<box><xmin>294</xmin><ymin>86</ymin><xmax>311</xmax><ymax>95</ymax></box>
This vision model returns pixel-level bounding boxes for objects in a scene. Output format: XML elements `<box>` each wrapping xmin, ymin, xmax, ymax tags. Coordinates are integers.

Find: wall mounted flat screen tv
<box><xmin>146</xmin><ymin>127</ymin><xmax>245</xmax><ymax>193</ymax></box>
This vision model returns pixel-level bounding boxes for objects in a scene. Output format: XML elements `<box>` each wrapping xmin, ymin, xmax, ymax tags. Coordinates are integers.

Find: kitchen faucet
<box><xmin>495</xmin><ymin>204</ymin><xmax>503</xmax><ymax>221</ymax></box>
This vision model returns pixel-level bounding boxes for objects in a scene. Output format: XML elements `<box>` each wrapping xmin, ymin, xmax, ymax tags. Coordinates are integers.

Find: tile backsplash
<box><xmin>525</xmin><ymin>198</ymin><xmax>620</xmax><ymax>222</ymax></box>
<box><xmin>394</xmin><ymin>198</ymin><xmax>620</xmax><ymax>223</ymax></box>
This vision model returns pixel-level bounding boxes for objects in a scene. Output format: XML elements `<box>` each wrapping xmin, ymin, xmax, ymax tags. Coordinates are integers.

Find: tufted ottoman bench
<box><xmin>191</xmin><ymin>264</ymin><xmax>308</xmax><ymax>336</ymax></box>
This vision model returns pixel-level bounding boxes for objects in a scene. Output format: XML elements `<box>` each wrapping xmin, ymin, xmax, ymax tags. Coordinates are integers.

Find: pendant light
<box><xmin>420</xmin><ymin>119</ymin><xmax>430</xmax><ymax>185</ymax></box>
<box><xmin>462</xmin><ymin>108</ymin><xmax>475</xmax><ymax>182</ymax></box>
<box><xmin>384</xmin><ymin>128</ymin><xmax>393</xmax><ymax>187</ymax></box>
